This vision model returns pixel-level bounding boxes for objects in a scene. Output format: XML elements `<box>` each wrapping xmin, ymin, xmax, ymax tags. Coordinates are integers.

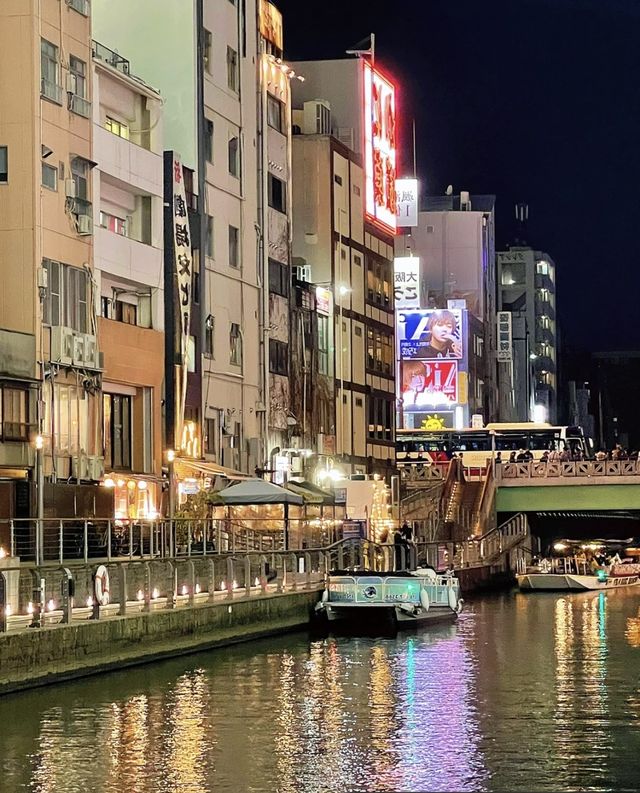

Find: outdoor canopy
<box><xmin>216</xmin><ymin>478</ymin><xmax>304</xmax><ymax>505</ymax></box>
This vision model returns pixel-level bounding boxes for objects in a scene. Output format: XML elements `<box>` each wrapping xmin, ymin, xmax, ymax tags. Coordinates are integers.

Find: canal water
<box><xmin>2</xmin><ymin>589</ymin><xmax>640</xmax><ymax>792</ymax></box>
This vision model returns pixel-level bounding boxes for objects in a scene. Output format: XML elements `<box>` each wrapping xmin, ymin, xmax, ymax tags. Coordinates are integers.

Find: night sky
<box><xmin>278</xmin><ymin>0</ymin><xmax>640</xmax><ymax>354</ymax></box>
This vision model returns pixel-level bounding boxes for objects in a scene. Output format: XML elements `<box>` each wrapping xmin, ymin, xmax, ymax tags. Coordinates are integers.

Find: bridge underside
<box><xmin>520</xmin><ymin>512</ymin><xmax>640</xmax><ymax>551</ymax></box>
<box><xmin>496</xmin><ymin>484</ymin><xmax>640</xmax><ymax>512</ymax></box>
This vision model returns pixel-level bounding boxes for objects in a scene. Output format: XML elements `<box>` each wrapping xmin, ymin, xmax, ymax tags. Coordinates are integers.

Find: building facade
<box><xmin>92</xmin><ymin>42</ymin><xmax>165</xmax><ymax>520</ymax></box>
<box><xmin>0</xmin><ymin>0</ymin><xmax>113</xmax><ymax>536</ymax></box>
<box><xmin>497</xmin><ymin>246</ymin><xmax>558</xmax><ymax>423</ymax></box>
<box><xmin>395</xmin><ymin>193</ymin><xmax>498</xmax><ymax>429</ymax></box>
<box><xmin>291</xmin><ymin>59</ymin><xmax>397</xmax><ymax>480</ymax></box>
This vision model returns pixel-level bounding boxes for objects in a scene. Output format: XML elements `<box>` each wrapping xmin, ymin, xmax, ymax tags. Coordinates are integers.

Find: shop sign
<box><xmin>396</xmin><ymin>178</ymin><xmax>418</xmax><ymax>227</ymax></box>
<box><xmin>363</xmin><ymin>61</ymin><xmax>397</xmax><ymax>235</ymax></box>
<box><xmin>394</xmin><ymin>257</ymin><xmax>420</xmax><ymax>309</ymax></box>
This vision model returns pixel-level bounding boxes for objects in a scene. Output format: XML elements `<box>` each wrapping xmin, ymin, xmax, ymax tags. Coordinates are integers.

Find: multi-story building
<box><xmin>93</xmin><ymin>0</ymin><xmax>293</xmax><ymax>482</ymax></box>
<box><xmin>0</xmin><ymin>0</ymin><xmax>110</xmax><ymax>535</ymax></box>
<box><xmin>291</xmin><ymin>58</ymin><xmax>397</xmax><ymax>480</ymax></box>
<box><xmin>395</xmin><ymin>193</ymin><xmax>498</xmax><ymax>428</ymax></box>
<box><xmin>497</xmin><ymin>245</ymin><xmax>558</xmax><ymax>423</ymax></box>
<box><xmin>92</xmin><ymin>42</ymin><xmax>165</xmax><ymax>520</ymax></box>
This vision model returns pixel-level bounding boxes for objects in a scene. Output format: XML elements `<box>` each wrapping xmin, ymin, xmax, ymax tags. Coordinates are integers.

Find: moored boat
<box><xmin>518</xmin><ymin>548</ymin><xmax>640</xmax><ymax>592</ymax></box>
<box><xmin>314</xmin><ymin>568</ymin><xmax>463</xmax><ymax>633</ymax></box>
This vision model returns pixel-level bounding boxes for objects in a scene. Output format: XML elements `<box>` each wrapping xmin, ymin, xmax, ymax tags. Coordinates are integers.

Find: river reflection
<box><xmin>3</xmin><ymin>589</ymin><xmax>640</xmax><ymax>792</ymax></box>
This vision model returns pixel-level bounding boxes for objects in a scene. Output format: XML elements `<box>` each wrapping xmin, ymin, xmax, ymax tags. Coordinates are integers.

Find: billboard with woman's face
<box><xmin>398</xmin><ymin>309</ymin><xmax>463</xmax><ymax>360</ymax></box>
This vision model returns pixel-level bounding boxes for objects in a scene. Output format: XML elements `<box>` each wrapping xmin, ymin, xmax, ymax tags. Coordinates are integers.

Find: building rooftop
<box><xmin>92</xmin><ymin>40</ymin><xmax>161</xmax><ymax>96</ymax></box>
<box><xmin>423</xmin><ymin>194</ymin><xmax>496</xmax><ymax>213</ymax></box>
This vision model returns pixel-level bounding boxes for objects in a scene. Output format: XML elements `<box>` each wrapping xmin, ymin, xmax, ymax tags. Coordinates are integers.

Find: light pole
<box><xmin>166</xmin><ymin>449</ymin><xmax>176</xmax><ymax>557</ymax></box>
<box><xmin>35</xmin><ymin>434</ymin><xmax>44</xmax><ymax>565</ymax></box>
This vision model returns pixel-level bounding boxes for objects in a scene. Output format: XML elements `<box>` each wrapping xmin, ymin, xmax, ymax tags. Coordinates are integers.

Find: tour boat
<box><xmin>517</xmin><ymin>560</ymin><xmax>640</xmax><ymax>592</ymax></box>
<box><xmin>314</xmin><ymin>568</ymin><xmax>463</xmax><ymax>632</ymax></box>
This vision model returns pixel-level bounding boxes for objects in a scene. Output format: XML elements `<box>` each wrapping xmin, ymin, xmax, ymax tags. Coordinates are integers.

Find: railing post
<box><xmin>118</xmin><ymin>564</ymin><xmax>128</xmax><ymax>616</ymax></box>
<box><xmin>59</xmin><ymin>520</ymin><xmax>64</xmax><ymax>564</ymax></box>
<box><xmin>245</xmin><ymin>556</ymin><xmax>252</xmax><ymax>597</ymax></box>
<box><xmin>9</xmin><ymin>522</ymin><xmax>15</xmax><ymax>559</ymax></box>
<box><xmin>259</xmin><ymin>555</ymin><xmax>268</xmax><ymax>593</ymax></box>
<box><xmin>61</xmin><ymin>567</ymin><xmax>73</xmax><ymax>624</ymax></box>
<box><xmin>305</xmin><ymin>552</ymin><xmax>312</xmax><ymax>589</ymax></box>
<box><xmin>83</xmin><ymin>520</ymin><xmax>89</xmax><ymax>564</ymax></box>
<box><xmin>107</xmin><ymin>520</ymin><xmax>112</xmax><ymax>561</ymax></box>
<box><xmin>226</xmin><ymin>557</ymin><xmax>234</xmax><ymax>599</ymax></box>
<box><xmin>279</xmin><ymin>556</ymin><xmax>286</xmax><ymax>593</ymax></box>
<box><xmin>129</xmin><ymin>523</ymin><xmax>134</xmax><ymax>561</ymax></box>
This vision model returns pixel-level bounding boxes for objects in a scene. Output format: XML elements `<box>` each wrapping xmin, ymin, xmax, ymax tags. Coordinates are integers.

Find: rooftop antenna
<box><xmin>515</xmin><ymin>202</ymin><xmax>529</xmax><ymax>245</ymax></box>
<box><xmin>346</xmin><ymin>33</ymin><xmax>375</xmax><ymax>65</ymax></box>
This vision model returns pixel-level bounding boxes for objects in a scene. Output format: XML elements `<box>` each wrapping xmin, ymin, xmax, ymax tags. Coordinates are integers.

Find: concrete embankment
<box><xmin>0</xmin><ymin>589</ymin><xmax>321</xmax><ymax>695</ymax></box>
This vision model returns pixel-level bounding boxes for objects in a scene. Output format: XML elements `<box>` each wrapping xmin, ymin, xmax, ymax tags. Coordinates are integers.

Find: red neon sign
<box><xmin>363</xmin><ymin>61</ymin><xmax>397</xmax><ymax>235</ymax></box>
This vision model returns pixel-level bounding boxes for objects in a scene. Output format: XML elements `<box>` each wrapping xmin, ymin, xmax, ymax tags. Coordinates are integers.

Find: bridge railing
<box><xmin>497</xmin><ymin>460</ymin><xmax>640</xmax><ymax>481</ymax></box>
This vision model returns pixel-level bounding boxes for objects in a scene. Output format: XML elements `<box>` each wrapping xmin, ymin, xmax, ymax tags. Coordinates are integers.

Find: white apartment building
<box><xmin>92</xmin><ymin>42</ymin><xmax>165</xmax><ymax>520</ymax></box>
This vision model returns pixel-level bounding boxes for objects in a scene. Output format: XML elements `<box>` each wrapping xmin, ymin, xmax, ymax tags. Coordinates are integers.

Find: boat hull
<box><xmin>517</xmin><ymin>573</ymin><xmax>640</xmax><ymax>592</ymax></box>
<box><xmin>324</xmin><ymin>602</ymin><xmax>458</xmax><ymax>631</ymax></box>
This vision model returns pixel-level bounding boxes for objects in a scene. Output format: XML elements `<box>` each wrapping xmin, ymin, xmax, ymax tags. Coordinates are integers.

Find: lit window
<box><xmin>105</xmin><ymin>116</ymin><xmax>130</xmax><ymax>140</ymax></box>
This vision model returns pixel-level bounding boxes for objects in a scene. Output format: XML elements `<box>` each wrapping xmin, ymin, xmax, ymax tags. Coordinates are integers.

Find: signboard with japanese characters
<box><xmin>497</xmin><ymin>311</ymin><xmax>513</xmax><ymax>362</ymax></box>
<box><xmin>363</xmin><ymin>61</ymin><xmax>397</xmax><ymax>235</ymax></box>
<box><xmin>393</xmin><ymin>257</ymin><xmax>420</xmax><ymax>309</ymax></box>
<box><xmin>172</xmin><ymin>152</ymin><xmax>192</xmax><ymax>366</ymax></box>
<box><xmin>315</xmin><ymin>286</ymin><xmax>332</xmax><ymax>316</ymax></box>
<box><xmin>396</xmin><ymin>178</ymin><xmax>418</xmax><ymax>227</ymax></box>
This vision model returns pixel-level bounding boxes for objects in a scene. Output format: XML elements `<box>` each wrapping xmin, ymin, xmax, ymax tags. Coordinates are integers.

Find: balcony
<box><xmin>95</xmin><ymin>226</ymin><xmax>162</xmax><ymax>286</ymax></box>
<box><xmin>41</xmin><ymin>79</ymin><xmax>62</xmax><ymax>105</ymax></box>
<box><xmin>68</xmin><ymin>0</ymin><xmax>90</xmax><ymax>15</ymax></box>
<box><xmin>69</xmin><ymin>93</ymin><xmax>92</xmax><ymax>118</ymax></box>
<box><xmin>95</xmin><ymin>127</ymin><xmax>162</xmax><ymax>196</ymax></box>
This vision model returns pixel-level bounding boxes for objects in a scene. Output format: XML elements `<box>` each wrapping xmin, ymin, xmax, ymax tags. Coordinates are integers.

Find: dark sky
<box><xmin>278</xmin><ymin>0</ymin><xmax>640</xmax><ymax>353</ymax></box>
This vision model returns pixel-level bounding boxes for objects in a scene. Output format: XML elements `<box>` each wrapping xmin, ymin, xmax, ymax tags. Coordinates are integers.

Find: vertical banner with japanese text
<box><xmin>172</xmin><ymin>153</ymin><xmax>192</xmax><ymax>449</ymax></box>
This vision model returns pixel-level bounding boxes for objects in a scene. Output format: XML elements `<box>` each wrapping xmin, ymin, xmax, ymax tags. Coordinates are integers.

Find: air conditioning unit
<box><xmin>83</xmin><ymin>335</ymin><xmax>98</xmax><ymax>368</ymax></box>
<box><xmin>50</xmin><ymin>326</ymin><xmax>74</xmax><ymax>365</ymax></box>
<box><xmin>303</xmin><ymin>99</ymin><xmax>331</xmax><ymax>135</ymax></box>
<box><xmin>72</xmin><ymin>334</ymin><xmax>85</xmax><ymax>365</ymax></box>
<box><xmin>87</xmin><ymin>455</ymin><xmax>103</xmax><ymax>481</ymax></box>
<box><xmin>65</xmin><ymin>73</ymin><xmax>77</xmax><ymax>94</ymax></box>
<box><xmin>77</xmin><ymin>214</ymin><xmax>93</xmax><ymax>235</ymax></box>
<box><xmin>71</xmin><ymin>456</ymin><xmax>89</xmax><ymax>480</ymax></box>
<box><xmin>65</xmin><ymin>179</ymin><xmax>76</xmax><ymax>198</ymax></box>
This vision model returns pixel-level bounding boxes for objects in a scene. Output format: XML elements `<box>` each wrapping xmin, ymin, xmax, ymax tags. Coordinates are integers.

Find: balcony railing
<box><xmin>69</xmin><ymin>93</ymin><xmax>92</xmax><ymax>118</ymax></box>
<box><xmin>41</xmin><ymin>79</ymin><xmax>63</xmax><ymax>105</ymax></box>
<box><xmin>92</xmin><ymin>41</ymin><xmax>130</xmax><ymax>75</ymax></box>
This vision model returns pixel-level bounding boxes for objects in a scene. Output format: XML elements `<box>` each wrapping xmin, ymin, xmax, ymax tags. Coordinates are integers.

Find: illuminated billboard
<box><xmin>396</xmin><ymin>178</ymin><xmax>418</xmax><ymax>227</ymax></box>
<box><xmin>363</xmin><ymin>61</ymin><xmax>397</xmax><ymax>235</ymax></box>
<box><xmin>401</xmin><ymin>359</ymin><xmax>458</xmax><ymax>407</ymax></box>
<box><xmin>394</xmin><ymin>257</ymin><xmax>420</xmax><ymax>309</ymax></box>
<box><xmin>398</xmin><ymin>308</ymin><xmax>463</xmax><ymax>360</ymax></box>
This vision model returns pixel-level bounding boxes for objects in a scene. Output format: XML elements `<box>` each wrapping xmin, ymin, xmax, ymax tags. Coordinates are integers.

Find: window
<box><xmin>205</xmin><ymin>119</ymin><xmax>214</xmax><ymax>163</ymax></box>
<box><xmin>205</xmin><ymin>417</ymin><xmax>218</xmax><ymax>456</ymax></box>
<box><xmin>230</xmin><ymin>323</ymin><xmax>242</xmax><ymax>366</ymax></box>
<box><xmin>204</xmin><ymin>29</ymin><xmax>212</xmax><ymax>74</ymax></box>
<box><xmin>192</xmin><ymin>251</ymin><xmax>200</xmax><ymax>304</ymax></box>
<box><xmin>115</xmin><ymin>300</ymin><xmax>137</xmax><ymax>325</ymax></box>
<box><xmin>204</xmin><ymin>315</ymin><xmax>215</xmax><ymax>357</ymax></box>
<box><xmin>1</xmin><ymin>388</ymin><xmax>29</xmax><ymax>441</ymax></box>
<box><xmin>41</xmin><ymin>39</ymin><xmax>61</xmax><ymax>103</ymax></box>
<box><xmin>367</xmin><ymin>328</ymin><xmax>392</xmax><ymax>374</ymax></box>
<box><xmin>268</xmin><ymin>259</ymin><xmax>289</xmax><ymax>297</ymax></box>
<box><xmin>71</xmin><ymin>157</ymin><xmax>88</xmax><ymax>201</ymax></box>
<box><xmin>206</xmin><ymin>215</ymin><xmax>214</xmax><ymax>258</ymax></box>
<box><xmin>69</xmin><ymin>55</ymin><xmax>86</xmax><ymax>98</ymax></box>
<box><xmin>105</xmin><ymin>116</ymin><xmax>130</xmax><ymax>140</ymax></box>
<box><xmin>42</xmin><ymin>162</ymin><xmax>57</xmax><ymax>190</ymax></box>
<box><xmin>0</xmin><ymin>147</ymin><xmax>7</xmax><ymax>183</ymax></box>
<box><xmin>227</xmin><ymin>46</ymin><xmax>238</xmax><ymax>92</ymax></box>
<box><xmin>42</xmin><ymin>259</ymin><xmax>90</xmax><ymax>332</ymax></box>
<box><xmin>268</xmin><ymin>174</ymin><xmax>286</xmax><ymax>212</ymax></box>
<box><xmin>103</xmin><ymin>393</ymin><xmax>132</xmax><ymax>470</ymax></box>
<box><xmin>269</xmin><ymin>339</ymin><xmax>288</xmax><ymax>376</ymax></box>
<box><xmin>228</xmin><ymin>225</ymin><xmax>239</xmax><ymax>268</ymax></box>
<box><xmin>318</xmin><ymin>315</ymin><xmax>329</xmax><ymax>375</ymax></box>
<box><xmin>228</xmin><ymin>136</ymin><xmax>239</xmax><ymax>177</ymax></box>
<box><xmin>334</xmin><ymin>174</ymin><xmax>343</xmax><ymax>186</ymax></box>
<box><xmin>101</xmin><ymin>296</ymin><xmax>111</xmax><ymax>319</ymax></box>
<box><xmin>267</xmin><ymin>94</ymin><xmax>284</xmax><ymax>132</ymax></box>
<box><xmin>536</xmin><ymin>260</ymin><xmax>549</xmax><ymax>275</ymax></box>
<box><xmin>100</xmin><ymin>211</ymin><xmax>127</xmax><ymax>236</ymax></box>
